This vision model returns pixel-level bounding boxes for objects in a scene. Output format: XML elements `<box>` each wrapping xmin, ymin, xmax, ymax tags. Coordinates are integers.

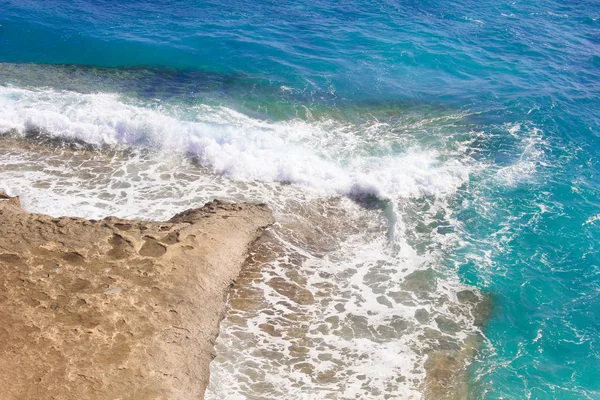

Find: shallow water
<box><xmin>1</xmin><ymin>0</ymin><xmax>600</xmax><ymax>398</ymax></box>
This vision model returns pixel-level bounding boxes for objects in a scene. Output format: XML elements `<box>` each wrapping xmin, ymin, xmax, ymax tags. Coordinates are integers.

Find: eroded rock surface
<box><xmin>0</xmin><ymin>192</ymin><xmax>273</xmax><ymax>400</ymax></box>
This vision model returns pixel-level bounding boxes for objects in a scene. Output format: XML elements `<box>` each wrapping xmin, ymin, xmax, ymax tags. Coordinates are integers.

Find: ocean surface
<box><xmin>1</xmin><ymin>0</ymin><xmax>599</xmax><ymax>398</ymax></box>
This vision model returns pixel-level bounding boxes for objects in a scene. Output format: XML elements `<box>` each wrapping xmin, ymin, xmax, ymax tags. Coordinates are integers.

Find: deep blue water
<box><xmin>1</xmin><ymin>0</ymin><xmax>599</xmax><ymax>398</ymax></box>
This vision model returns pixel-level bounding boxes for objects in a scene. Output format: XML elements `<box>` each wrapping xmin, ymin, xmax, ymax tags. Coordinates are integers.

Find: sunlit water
<box><xmin>1</xmin><ymin>0</ymin><xmax>599</xmax><ymax>398</ymax></box>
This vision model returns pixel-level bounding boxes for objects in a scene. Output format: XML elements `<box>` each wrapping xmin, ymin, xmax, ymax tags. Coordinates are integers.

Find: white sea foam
<box><xmin>495</xmin><ymin>125</ymin><xmax>548</xmax><ymax>186</ymax></box>
<box><xmin>0</xmin><ymin>86</ymin><xmax>471</xmax><ymax>201</ymax></box>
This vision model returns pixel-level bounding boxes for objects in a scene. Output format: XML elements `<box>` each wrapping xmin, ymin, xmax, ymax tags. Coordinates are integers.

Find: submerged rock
<box><xmin>0</xmin><ymin>192</ymin><xmax>273</xmax><ymax>399</ymax></box>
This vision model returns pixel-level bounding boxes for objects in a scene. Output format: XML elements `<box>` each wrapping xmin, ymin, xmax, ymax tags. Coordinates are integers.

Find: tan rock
<box><xmin>0</xmin><ymin>192</ymin><xmax>273</xmax><ymax>400</ymax></box>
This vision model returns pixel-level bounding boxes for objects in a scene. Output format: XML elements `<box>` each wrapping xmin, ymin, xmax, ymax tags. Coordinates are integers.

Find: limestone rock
<box><xmin>0</xmin><ymin>192</ymin><xmax>273</xmax><ymax>400</ymax></box>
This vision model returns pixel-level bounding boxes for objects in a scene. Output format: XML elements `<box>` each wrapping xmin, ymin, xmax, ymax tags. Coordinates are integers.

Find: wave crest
<box><xmin>0</xmin><ymin>86</ymin><xmax>472</xmax><ymax>200</ymax></box>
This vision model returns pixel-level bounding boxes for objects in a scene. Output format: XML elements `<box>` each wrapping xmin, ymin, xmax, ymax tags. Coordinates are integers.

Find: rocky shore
<box><xmin>0</xmin><ymin>192</ymin><xmax>273</xmax><ymax>399</ymax></box>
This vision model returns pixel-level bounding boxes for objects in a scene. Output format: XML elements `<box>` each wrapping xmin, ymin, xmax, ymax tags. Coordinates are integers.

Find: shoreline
<box><xmin>1</xmin><ymin>138</ymin><xmax>493</xmax><ymax>399</ymax></box>
<box><xmin>0</xmin><ymin>191</ymin><xmax>273</xmax><ymax>399</ymax></box>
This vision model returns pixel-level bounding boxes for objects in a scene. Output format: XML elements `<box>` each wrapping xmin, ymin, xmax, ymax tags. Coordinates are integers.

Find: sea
<box><xmin>0</xmin><ymin>0</ymin><xmax>599</xmax><ymax>398</ymax></box>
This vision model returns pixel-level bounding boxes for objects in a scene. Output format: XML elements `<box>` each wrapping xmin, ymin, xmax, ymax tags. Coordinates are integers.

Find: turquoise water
<box><xmin>1</xmin><ymin>0</ymin><xmax>599</xmax><ymax>398</ymax></box>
